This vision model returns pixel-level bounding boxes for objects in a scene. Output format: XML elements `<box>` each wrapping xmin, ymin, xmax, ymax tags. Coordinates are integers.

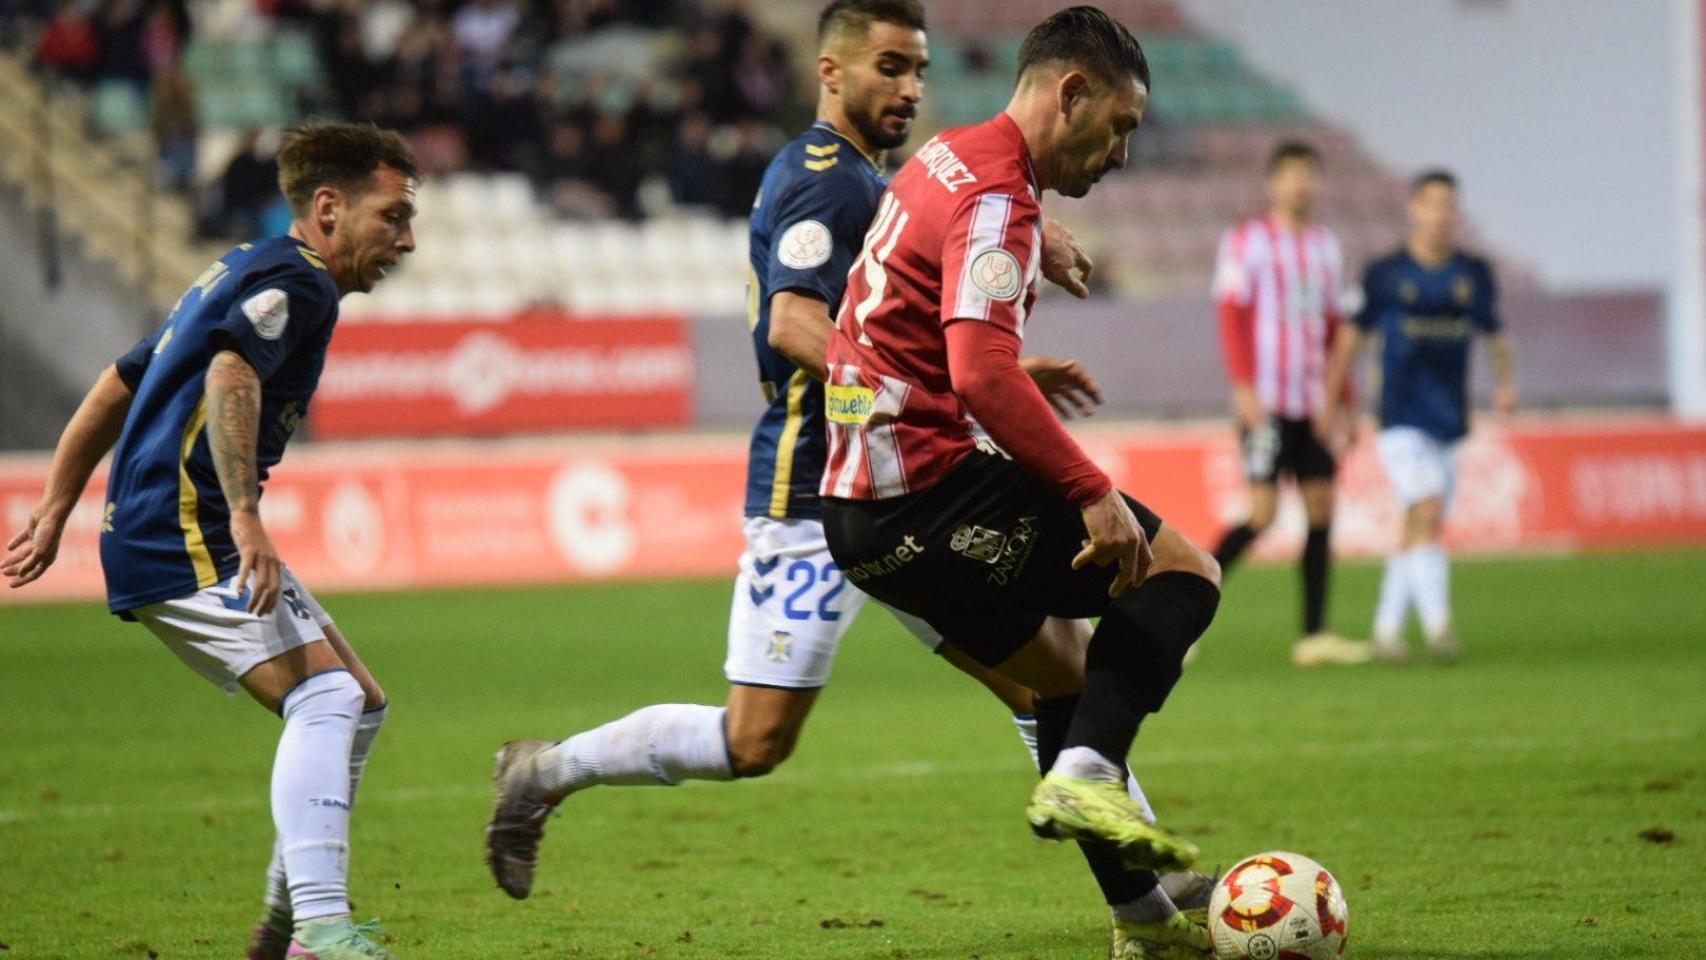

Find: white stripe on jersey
<box><xmin>1274</xmin><ymin>227</ymin><xmax>1306</xmax><ymax>416</ymax></box>
<box><xmin>951</xmin><ymin>194</ymin><xmax>1014</xmax><ymax>321</ymax></box>
<box><xmin>851</xmin><ymin>194</ymin><xmax>908</xmax><ymax>346</ymax></box>
<box><xmin>865</xmin><ymin>375</ymin><xmax>913</xmax><ymax>498</ymax></box>
<box><xmin>1251</xmin><ymin>227</ymin><xmax>1281</xmax><ymax>412</ymax></box>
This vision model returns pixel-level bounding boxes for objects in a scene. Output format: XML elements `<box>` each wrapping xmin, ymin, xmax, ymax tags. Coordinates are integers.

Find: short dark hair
<box><xmin>277</xmin><ymin>122</ymin><xmax>418</xmax><ymax>216</ymax></box>
<box><xmin>1016</xmin><ymin>5</ymin><xmax>1150</xmax><ymax>91</ymax></box>
<box><xmin>817</xmin><ymin>0</ymin><xmax>926</xmax><ymax>48</ymax></box>
<box><xmin>1266</xmin><ymin>139</ymin><xmax>1321</xmax><ymax>174</ymax></box>
<box><xmin>1411</xmin><ymin>168</ymin><xmax>1458</xmax><ymax>193</ymax></box>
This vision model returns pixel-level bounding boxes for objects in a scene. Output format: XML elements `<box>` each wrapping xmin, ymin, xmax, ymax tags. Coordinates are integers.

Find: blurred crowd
<box><xmin>5</xmin><ymin>0</ymin><xmax>810</xmax><ymax>236</ymax></box>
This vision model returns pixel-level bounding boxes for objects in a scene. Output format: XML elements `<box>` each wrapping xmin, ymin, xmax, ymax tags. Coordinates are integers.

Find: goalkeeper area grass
<box><xmin>2</xmin><ymin>548</ymin><xmax>1702</xmax><ymax>959</ymax></box>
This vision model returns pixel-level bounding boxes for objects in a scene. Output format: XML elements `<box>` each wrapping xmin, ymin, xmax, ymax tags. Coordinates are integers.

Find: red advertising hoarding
<box><xmin>3</xmin><ymin>418</ymin><xmax>1705</xmax><ymax>605</ymax></box>
<box><xmin>310</xmin><ymin>312</ymin><xmax>694</xmax><ymax>437</ymax></box>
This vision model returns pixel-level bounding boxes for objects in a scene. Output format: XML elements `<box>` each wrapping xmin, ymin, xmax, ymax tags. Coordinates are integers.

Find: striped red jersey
<box><xmin>1213</xmin><ymin>215</ymin><xmax>1348</xmax><ymax>418</ymax></box>
<box><xmin>821</xmin><ymin>114</ymin><xmax>1048</xmax><ymax>501</ymax></box>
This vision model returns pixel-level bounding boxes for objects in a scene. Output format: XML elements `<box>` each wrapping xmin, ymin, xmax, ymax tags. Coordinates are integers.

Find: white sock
<box><xmin>1408</xmin><ymin>543</ymin><xmax>1452</xmax><ymax>638</ymax></box>
<box><xmin>272</xmin><ymin>670</ymin><xmax>363</xmax><ymax>923</ymax></box>
<box><xmin>1012</xmin><ymin>714</ymin><xmax>1041</xmax><ymax>769</ymax></box>
<box><xmin>1052</xmin><ymin>746</ymin><xmax>1123</xmax><ymax>783</ymax></box>
<box><xmin>263</xmin><ymin>837</ymin><xmax>290</xmax><ymax>922</ymax></box>
<box><xmin>1015</xmin><ymin>715</ymin><xmax>1157</xmax><ymax>820</ymax></box>
<box><xmin>1111</xmin><ymin>883</ymin><xmax>1178</xmax><ymax>924</ymax></box>
<box><xmin>1373</xmin><ymin>551</ymin><xmax>1412</xmax><ymax>643</ymax></box>
<box><xmin>264</xmin><ymin>701</ymin><xmax>387</xmax><ymax>919</ymax></box>
<box><xmin>348</xmin><ymin>702</ymin><xmax>388</xmax><ymax>803</ymax></box>
<box><xmin>536</xmin><ymin>704</ymin><xmax>732</xmax><ymax>793</ymax></box>
<box><xmin>1124</xmin><ymin>769</ymin><xmax>1157</xmax><ymax>823</ymax></box>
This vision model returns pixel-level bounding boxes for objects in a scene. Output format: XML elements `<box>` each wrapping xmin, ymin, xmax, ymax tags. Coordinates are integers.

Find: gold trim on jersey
<box><xmin>805</xmin><ymin>156</ymin><xmax>840</xmax><ymax>172</ymax></box>
<box><xmin>298</xmin><ymin>246</ymin><xmax>327</xmax><ymax>270</ymax></box>
<box><xmin>767</xmin><ymin>369</ymin><xmax>811</xmax><ymax>518</ymax></box>
<box><xmin>178</xmin><ymin>396</ymin><xmax>219</xmax><ymax>588</ymax></box>
<box><xmin>815</xmin><ymin>125</ymin><xmax>881</xmax><ymax>174</ymax></box>
<box><xmin>804</xmin><ymin>142</ymin><xmax>840</xmax><ymax>157</ymax></box>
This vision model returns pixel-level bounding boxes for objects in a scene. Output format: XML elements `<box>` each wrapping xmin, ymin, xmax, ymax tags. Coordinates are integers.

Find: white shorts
<box><xmin>1377</xmin><ymin>426</ymin><xmax>1461</xmax><ymax>510</ymax></box>
<box><xmin>131</xmin><ymin>566</ymin><xmax>333</xmax><ymax>694</ymax></box>
<box><xmin>724</xmin><ymin>517</ymin><xmax>947</xmax><ymax>688</ymax></box>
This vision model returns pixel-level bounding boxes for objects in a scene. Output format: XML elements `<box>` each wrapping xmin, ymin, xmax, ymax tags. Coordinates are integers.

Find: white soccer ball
<box><xmin>1206</xmin><ymin>851</ymin><xmax>1349</xmax><ymax>960</ymax></box>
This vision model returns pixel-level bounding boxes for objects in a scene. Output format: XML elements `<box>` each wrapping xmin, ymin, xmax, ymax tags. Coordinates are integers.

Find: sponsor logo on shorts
<box><xmin>843</xmin><ymin>535</ymin><xmax>925</xmax><ymax>584</ymax></box>
<box><xmin>951</xmin><ymin>517</ymin><xmax>1040</xmax><ymax>584</ymax></box>
<box><xmin>990</xmin><ymin>516</ymin><xmax>1039</xmax><ymax>585</ymax></box>
<box><xmin>826</xmin><ymin>384</ymin><xmax>875</xmax><ymax>424</ymax></box>
<box><xmin>950</xmin><ymin>524</ymin><xmax>1007</xmax><ymax>563</ymax></box>
<box><xmin>766</xmin><ymin>631</ymin><xmax>793</xmax><ymax>663</ymax></box>
<box><xmin>281</xmin><ymin>587</ymin><xmax>311</xmax><ymax>621</ymax></box>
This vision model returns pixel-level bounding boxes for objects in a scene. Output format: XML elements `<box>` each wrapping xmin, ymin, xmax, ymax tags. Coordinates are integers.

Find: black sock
<box><xmin>1035</xmin><ymin>696</ymin><xmax>1158</xmax><ymax>904</ymax></box>
<box><xmin>1064</xmin><ymin>572</ymin><xmax>1222</xmax><ymax>762</ymax></box>
<box><xmin>1303</xmin><ymin>524</ymin><xmax>1330</xmax><ymax>635</ymax></box>
<box><xmin>1213</xmin><ymin>523</ymin><xmax>1257</xmax><ymax>574</ymax></box>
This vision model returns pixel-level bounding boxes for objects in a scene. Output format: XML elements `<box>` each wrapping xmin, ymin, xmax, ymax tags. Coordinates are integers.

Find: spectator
<box><xmin>94</xmin><ymin>0</ymin><xmax>149</xmax><ymax>93</ymax></box>
<box><xmin>667</xmin><ymin>110</ymin><xmax>716</xmax><ymax>209</ymax></box>
<box><xmin>586</xmin><ymin>111</ymin><xmax>642</xmax><ymax>218</ymax></box>
<box><xmin>452</xmin><ymin>0</ymin><xmax>520</xmax><ymax>71</ymax></box>
<box><xmin>139</xmin><ymin>0</ymin><xmax>181</xmax><ymax>77</ymax></box>
<box><xmin>150</xmin><ymin>63</ymin><xmax>197</xmax><ymax>193</ymax></box>
<box><xmin>33</xmin><ymin>0</ymin><xmax>99</xmax><ymax>84</ymax></box>
<box><xmin>206</xmin><ymin>127</ymin><xmax>279</xmax><ymax>241</ymax></box>
<box><xmin>542</xmin><ymin>119</ymin><xmax>615</xmax><ymax>219</ymax></box>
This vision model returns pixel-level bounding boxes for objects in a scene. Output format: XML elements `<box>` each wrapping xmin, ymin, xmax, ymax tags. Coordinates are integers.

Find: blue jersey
<box><xmin>1355</xmin><ymin>249</ymin><xmax>1500</xmax><ymax>443</ymax></box>
<box><xmin>101</xmin><ymin>236</ymin><xmax>340</xmax><ymax>614</ymax></box>
<box><xmin>743</xmin><ymin>121</ymin><xmax>888</xmax><ymax>520</ymax></box>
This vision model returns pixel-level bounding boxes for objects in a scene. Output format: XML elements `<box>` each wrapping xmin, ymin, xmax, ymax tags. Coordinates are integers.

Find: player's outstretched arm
<box><xmin>2</xmin><ymin>365</ymin><xmax>134</xmax><ymax>588</ymax></box>
<box><xmin>767</xmin><ymin>290</ymin><xmax>833</xmax><ymax>381</ymax></box>
<box><xmin>205</xmin><ymin>349</ymin><xmax>282</xmax><ymax>615</ymax></box>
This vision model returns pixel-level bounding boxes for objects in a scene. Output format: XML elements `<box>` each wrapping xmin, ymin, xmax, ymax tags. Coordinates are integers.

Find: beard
<box><xmin>848</xmin><ymin>94</ymin><xmax>914</xmax><ymax>151</ymax></box>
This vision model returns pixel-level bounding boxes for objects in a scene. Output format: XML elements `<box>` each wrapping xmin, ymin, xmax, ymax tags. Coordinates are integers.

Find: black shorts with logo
<box><xmin>1241</xmin><ymin>416</ymin><xmax>1336</xmax><ymax>484</ymax></box>
<box><xmin>821</xmin><ymin>448</ymin><xmax>1164</xmax><ymax>668</ymax></box>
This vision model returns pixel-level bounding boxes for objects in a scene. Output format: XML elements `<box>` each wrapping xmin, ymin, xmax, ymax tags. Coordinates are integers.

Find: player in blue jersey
<box><xmin>486</xmin><ymin>2</ymin><xmax>1213</xmax><ymax>949</ymax></box>
<box><xmin>1322</xmin><ymin>169</ymin><xmax>1518</xmax><ymax>662</ymax></box>
<box><xmin>3</xmin><ymin>123</ymin><xmax>418</xmax><ymax>960</ymax></box>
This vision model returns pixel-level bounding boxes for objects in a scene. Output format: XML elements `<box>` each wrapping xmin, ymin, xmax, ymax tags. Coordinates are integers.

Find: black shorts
<box><xmin>821</xmin><ymin>449</ymin><xmax>1164</xmax><ymax>668</ymax></box>
<box><xmin>1240</xmin><ymin>416</ymin><xmax>1336</xmax><ymax>484</ymax></box>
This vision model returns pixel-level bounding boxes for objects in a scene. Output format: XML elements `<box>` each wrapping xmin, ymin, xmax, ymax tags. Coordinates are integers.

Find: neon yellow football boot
<box><xmin>1110</xmin><ymin>911</ymin><xmax>1211</xmax><ymax>959</ymax></box>
<box><xmin>1026</xmin><ymin>772</ymin><xmax>1199</xmax><ymax>872</ymax></box>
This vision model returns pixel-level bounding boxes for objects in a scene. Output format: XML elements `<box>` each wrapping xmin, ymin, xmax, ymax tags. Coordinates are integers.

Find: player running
<box><xmin>2</xmin><ymin>123</ymin><xmax>418</xmax><ymax>960</ymax></box>
<box><xmin>1322</xmin><ymin>169</ymin><xmax>1518</xmax><ymax>662</ymax></box>
<box><xmin>1208</xmin><ymin>140</ymin><xmax>1367</xmax><ymax>667</ymax></box>
<box><xmin>484</xmin><ymin>0</ymin><xmax>1212</xmax><ymax>937</ymax></box>
<box><xmin>817</xmin><ymin>8</ymin><xmax>1219</xmax><ymax>958</ymax></box>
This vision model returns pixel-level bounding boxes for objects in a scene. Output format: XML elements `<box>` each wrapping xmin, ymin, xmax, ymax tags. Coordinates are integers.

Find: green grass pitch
<box><xmin>2</xmin><ymin>549</ymin><xmax>1702</xmax><ymax>959</ymax></box>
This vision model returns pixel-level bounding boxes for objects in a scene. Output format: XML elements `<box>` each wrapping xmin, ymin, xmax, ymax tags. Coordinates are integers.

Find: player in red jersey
<box><xmin>819</xmin><ymin>8</ymin><xmax>1219</xmax><ymax>958</ymax></box>
<box><xmin>1209</xmin><ymin>141</ymin><xmax>1367</xmax><ymax>667</ymax></box>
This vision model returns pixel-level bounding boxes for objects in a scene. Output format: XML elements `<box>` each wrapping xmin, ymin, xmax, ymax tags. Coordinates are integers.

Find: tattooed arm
<box><xmin>206</xmin><ymin>349</ymin><xmax>281</xmax><ymax>615</ymax></box>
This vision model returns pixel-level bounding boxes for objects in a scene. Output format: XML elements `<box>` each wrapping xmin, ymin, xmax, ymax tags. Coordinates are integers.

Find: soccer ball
<box><xmin>1206</xmin><ymin>851</ymin><xmax>1349</xmax><ymax>960</ymax></box>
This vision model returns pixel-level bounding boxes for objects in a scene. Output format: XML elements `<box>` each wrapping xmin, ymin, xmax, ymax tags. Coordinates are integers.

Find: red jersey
<box><xmin>1213</xmin><ymin>215</ymin><xmax>1347</xmax><ymax>418</ymax></box>
<box><xmin>821</xmin><ymin>114</ymin><xmax>1110</xmax><ymax>505</ymax></box>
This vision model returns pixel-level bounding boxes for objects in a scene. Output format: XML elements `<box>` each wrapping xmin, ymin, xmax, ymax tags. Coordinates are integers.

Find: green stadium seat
<box><xmin>89</xmin><ymin>81</ymin><xmax>149</xmax><ymax>136</ymax></box>
<box><xmin>271</xmin><ymin>32</ymin><xmax>322</xmax><ymax>88</ymax></box>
